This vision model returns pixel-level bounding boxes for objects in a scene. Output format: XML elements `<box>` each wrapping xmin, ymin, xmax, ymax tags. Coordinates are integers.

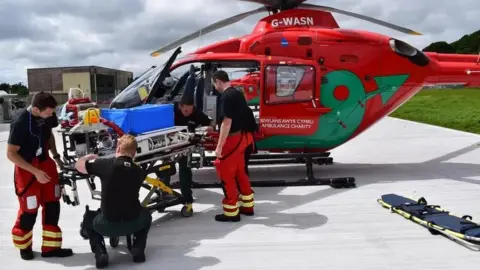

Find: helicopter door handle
<box><xmin>306</xmin><ymin>107</ymin><xmax>331</xmax><ymax>113</ymax></box>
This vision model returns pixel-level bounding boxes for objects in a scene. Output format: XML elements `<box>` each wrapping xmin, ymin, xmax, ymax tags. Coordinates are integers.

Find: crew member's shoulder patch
<box><xmin>124</xmin><ymin>161</ymin><xmax>131</xmax><ymax>167</ymax></box>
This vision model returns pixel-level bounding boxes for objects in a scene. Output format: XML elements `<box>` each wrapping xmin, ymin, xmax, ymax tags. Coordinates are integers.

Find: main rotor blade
<box><xmin>150</xmin><ymin>6</ymin><xmax>268</xmax><ymax>57</ymax></box>
<box><xmin>299</xmin><ymin>3</ymin><xmax>422</xmax><ymax>36</ymax></box>
<box><xmin>238</xmin><ymin>0</ymin><xmax>307</xmax><ymax>10</ymax></box>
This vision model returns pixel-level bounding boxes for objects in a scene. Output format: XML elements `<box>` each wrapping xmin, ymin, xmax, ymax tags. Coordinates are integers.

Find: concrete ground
<box><xmin>1</xmin><ymin>117</ymin><xmax>480</xmax><ymax>270</ymax></box>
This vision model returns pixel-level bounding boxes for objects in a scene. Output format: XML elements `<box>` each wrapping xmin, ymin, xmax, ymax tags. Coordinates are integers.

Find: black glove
<box><xmin>187</xmin><ymin>122</ymin><xmax>197</xmax><ymax>132</ymax></box>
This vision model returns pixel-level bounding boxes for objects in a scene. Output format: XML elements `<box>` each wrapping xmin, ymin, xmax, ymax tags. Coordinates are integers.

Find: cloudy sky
<box><xmin>0</xmin><ymin>0</ymin><xmax>478</xmax><ymax>85</ymax></box>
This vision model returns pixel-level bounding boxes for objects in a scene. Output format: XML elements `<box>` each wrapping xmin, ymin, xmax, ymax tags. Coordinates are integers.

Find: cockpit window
<box><xmin>109</xmin><ymin>47</ymin><xmax>183</xmax><ymax>108</ymax></box>
<box><xmin>109</xmin><ymin>65</ymin><xmax>164</xmax><ymax>108</ymax></box>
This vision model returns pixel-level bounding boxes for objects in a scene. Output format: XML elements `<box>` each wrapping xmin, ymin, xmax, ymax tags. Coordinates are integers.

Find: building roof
<box><xmin>27</xmin><ymin>65</ymin><xmax>132</xmax><ymax>74</ymax></box>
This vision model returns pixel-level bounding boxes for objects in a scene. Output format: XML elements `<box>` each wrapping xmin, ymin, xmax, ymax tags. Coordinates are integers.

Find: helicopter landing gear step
<box><xmin>245</xmin><ymin>156</ymin><xmax>355</xmax><ymax>188</ymax></box>
<box><xmin>188</xmin><ymin>156</ymin><xmax>355</xmax><ymax>189</ymax></box>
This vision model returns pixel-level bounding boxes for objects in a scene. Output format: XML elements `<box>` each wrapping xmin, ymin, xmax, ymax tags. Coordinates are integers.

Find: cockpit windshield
<box><xmin>109</xmin><ymin>47</ymin><xmax>183</xmax><ymax>108</ymax></box>
<box><xmin>109</xmin><ymin>65</ymin><xmax>164</xmax><ymax>108</ymax></box>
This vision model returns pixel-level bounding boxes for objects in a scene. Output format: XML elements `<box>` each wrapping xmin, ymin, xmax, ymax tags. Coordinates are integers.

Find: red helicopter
<box><xmin>109</xmin><ymin>0</ymin><xmax>480</xmax><ymax>186</ymax></box>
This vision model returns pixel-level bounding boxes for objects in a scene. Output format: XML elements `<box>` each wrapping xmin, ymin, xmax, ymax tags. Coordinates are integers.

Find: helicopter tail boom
<box><xmin>424</xmin><ymin>53</ymin><xmax>480</xmax><ymax>87</ymax></box>
<box><xmin>425</xmin><ymin>52</ymin><xmax>480</xmax><ymax>64</ymax></box>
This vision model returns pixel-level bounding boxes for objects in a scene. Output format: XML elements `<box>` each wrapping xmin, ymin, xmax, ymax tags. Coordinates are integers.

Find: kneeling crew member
<box><xmin>163</xmin><ymin>93</ymin><xmax>215</xmax><ymax>213</ymax></box>
<box><xmin>211</xmin><ymin>70</ymin><xmax>257</xmax><ymax>222</ymax></box>
<box><xmin>7</xmin><ymin>91</ymin><xmax>73</xmax><ymax>260</ymax></box>
<box><xmin>75</xmin><ymin>135</ymin><xmax>152</xmax><ymax>268</ymax></box>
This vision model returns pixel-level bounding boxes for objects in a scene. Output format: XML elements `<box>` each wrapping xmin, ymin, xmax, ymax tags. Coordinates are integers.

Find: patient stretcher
<box><xmin>58</xmin><ymin>114</ymin><xmax>208</xmax><ymax>217</ymax></box>
<box><xmin>378</xmin><ymin>193</ymin><xmax>480</xmax><ymax>250</ymax></box>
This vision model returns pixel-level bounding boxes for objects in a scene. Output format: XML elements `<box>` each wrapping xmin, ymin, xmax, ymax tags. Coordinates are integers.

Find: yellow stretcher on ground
<box><xmin>378</xmin><ymin>193</ymin><xmax>480</xmax><ymax>251</ymax></box>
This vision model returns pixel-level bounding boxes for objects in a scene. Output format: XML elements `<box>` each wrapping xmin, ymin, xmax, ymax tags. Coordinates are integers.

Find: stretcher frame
<box><xmin>59</xmin><ymin>123</ymin><xmax>209</xmax><ymax>249</ymax></box>
<box><xmin>377</xmin><ymin>195</ymin><xmax>480</xmax><ymax>251</ymax></box>
<box><xmin>58</xmin><ymin>124</ymin><xmax>208</xmax><ymax>217</ymax></box>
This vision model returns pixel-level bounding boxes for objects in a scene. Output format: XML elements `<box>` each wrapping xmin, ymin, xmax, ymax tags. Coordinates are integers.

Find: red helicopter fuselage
<box><xmin>169</xmin><ymin>9</ymin><xmax>480</xmax><ymax>152</ymax></box>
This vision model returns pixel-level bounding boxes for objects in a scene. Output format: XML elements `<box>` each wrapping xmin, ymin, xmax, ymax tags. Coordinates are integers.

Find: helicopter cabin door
<box><xmin>258</xmin><ymin>58</ymin><xmax>329</xmax><ymax>149</ymax></box>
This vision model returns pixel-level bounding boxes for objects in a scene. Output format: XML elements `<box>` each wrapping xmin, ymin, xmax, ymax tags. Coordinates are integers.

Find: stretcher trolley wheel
<box><xmin>109</xmin><ymin>236</ymin><xmax>119</xmax><ymax>248</ymax></box>
<box><xmin>181</xmin><ymin>205</ymin><xmax>193</xmax><ymax>217</ymax></box>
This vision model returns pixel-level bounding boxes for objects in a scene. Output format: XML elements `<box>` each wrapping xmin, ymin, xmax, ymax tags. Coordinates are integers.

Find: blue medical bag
<box><xmin>100</xmin><ymin>104</ymin><xmax>174</xmax><ymax>135</ymax></box>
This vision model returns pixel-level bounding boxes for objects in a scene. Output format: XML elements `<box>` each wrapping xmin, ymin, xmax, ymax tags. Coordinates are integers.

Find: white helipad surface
<box><xmin>1</xmin><ymin>117</ymin><xmax>480</xmax><ymax>270</ymax></box>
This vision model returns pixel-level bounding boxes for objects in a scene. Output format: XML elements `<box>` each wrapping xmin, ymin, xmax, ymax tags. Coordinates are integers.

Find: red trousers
<box><xmin>12</xmin><ymin>157</ymin><xmax>63</xmax><ymax>252</ymax></box>
<box><xmin>214</xmin><ymin>132</ymin><xmax>254</xmax><ymax>216</ymax></box>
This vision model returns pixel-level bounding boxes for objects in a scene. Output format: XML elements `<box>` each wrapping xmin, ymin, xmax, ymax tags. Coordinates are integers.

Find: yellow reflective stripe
<box><xmin>12</xmin><ymin>231</ymin><xmax>32</xmax><ymax>241</ymax></box>
<box><xmin>43</xmin><ymin>231</ymin><xmax>62</xmax><ymax>238</ymax></box>
<box><xmin>224</xmin><ymin>209</ymin><xmax>239</xmax><ymax>216</ymax></box>
<box><xmin>241</xmin><ymin>201</ymin><xmax>254</xmax><ymax>208</ymax></box>
<box><xmin>241</xmin><ymin>193</ymin><xmax>254</xmax><ymax>200</ymax></box>
<box><xmin>42</xmin><ymin>240</ymin><xmax>62</xmax><ymax>247</ymax></box>
<box><xmin>222</xmin><ymin>203</ymin><xmax>238</xmax><ymax>209</ymax></box>
<box><xmin>14</xmin><ymin>239</ymin><xmax>32</xmax><ymax>249</ymax></box>
<box><xmin>158</xmin><ymin>165</ymin><xmax>171</xmax><ymax>171</ymax></box>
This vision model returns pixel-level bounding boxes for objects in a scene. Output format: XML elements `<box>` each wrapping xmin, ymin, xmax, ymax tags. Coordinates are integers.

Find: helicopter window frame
<box><xmin>263</xmin><ymin>64</ymin><xmax>315</xmax><ymax>105</ymax></box>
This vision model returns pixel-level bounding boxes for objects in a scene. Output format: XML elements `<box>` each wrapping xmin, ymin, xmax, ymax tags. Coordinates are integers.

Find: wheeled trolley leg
<box><xmin>142</xmin><ymin>177</ymin><xmax>192</xmax><ymax>216</ymax></box>
<box><xmin>109</xmin><ymin>237</ymin><xmax>119</xmax><ymax>248</ymax></box>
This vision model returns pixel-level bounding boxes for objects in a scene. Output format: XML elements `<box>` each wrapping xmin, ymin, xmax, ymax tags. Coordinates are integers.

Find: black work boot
<box><xmin>95</xmin><ymin>252</ymin><xmax>109</xmax><ymax>269</ymax></box>
<box><xmin>130</xmin><ymin>247</ymin><xmax>146</xmax><ymax>263</ymax></box>
<box><xmin>214</xmin><ymin>213</ymin><xmax>241</xmax><ymax>222</ymax></box>
<box><xmin>20</xmin><ymin>247</ymin><xmax>34</xmax><ymax>260</ymax></box>
<box><xmin>93</xmin><ymin>240</ymin><xmax>109</xmax><ymax>269</ymax></box>
<box><xmin>41</xmin><ymin>248</ymin><xmax>74</xmax><ymax>258</ymax></box>
<box><xmin>131</xmin><ymin>233</ymin><xmax>147</xmax><ymax>263</ymax></box>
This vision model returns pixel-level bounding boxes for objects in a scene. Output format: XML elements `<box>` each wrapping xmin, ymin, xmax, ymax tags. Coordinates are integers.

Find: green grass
<box><xmin>390</xmin><ymin>88</ymin><xmax>480</xmax><ymax>134</ymax></box>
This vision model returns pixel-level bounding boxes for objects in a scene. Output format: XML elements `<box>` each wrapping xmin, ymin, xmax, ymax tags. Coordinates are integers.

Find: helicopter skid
<box><xmin>176</xmin><ymin>155</ymin><xmax>355</xmax><ymax>189</ymax></box>
<box><xmin>190</xmin><ymin>151</ymin><xmax>334</xmax><ymax>167</ymax></box>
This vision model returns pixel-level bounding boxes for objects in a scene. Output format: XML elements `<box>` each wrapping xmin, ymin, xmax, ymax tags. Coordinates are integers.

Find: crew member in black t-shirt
<box><xmin>75</xmin><ymin>135</ymin><xmax>152</xmax><ymax>268</ymax></box>
<box><xmin>7</xmin><ymin>91</ymin><xmax>73</xmax><ymax>260</ymax></box>
<box><xmin>211</xmin><ymin>70</ymin><xmax>256</xmax><ymax>222</ymax></box>
<box><xmin>162</xmin><ymin>91</ymin><xmax>215</xmax><ymax>215</ymax></box>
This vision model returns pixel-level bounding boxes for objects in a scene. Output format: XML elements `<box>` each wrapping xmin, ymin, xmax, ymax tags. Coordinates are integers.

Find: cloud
<box><xmin>0</xmin><ymin>0</ymin><xmax>478</xmax><ymax>85</ymax></box>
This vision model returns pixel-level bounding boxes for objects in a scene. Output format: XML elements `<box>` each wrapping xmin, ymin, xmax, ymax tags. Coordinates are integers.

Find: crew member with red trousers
<box><xmin>7</xmin><ymin>91</ymin><xmax>73</xmax><ymax>260</ymax></box>
<box><xmin>211</xmin><ymin>70</ymin><xmax>257</xmax><ymax>222</ymax></box>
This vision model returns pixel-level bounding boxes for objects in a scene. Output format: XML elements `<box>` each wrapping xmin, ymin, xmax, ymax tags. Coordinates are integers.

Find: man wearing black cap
<box><xmin>162</xmin><ymin>68</ymin><xmax>215</xmax><ymax>215</ymax></box>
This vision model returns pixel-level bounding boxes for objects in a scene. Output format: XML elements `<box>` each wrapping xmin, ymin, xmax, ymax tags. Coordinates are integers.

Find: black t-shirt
<box><xmin>85</xmin><ymin>156</ymin><xmax>144</xmax><ymax>222</ymax></box>
<box><xmin>173</xmin><ymin>102</ymin><xmax>212</xmax><ymax>131</ymax></box>
<box><xmin>218</xmin><ymin>87</ymin><xmax>257</xmax><ymax>134</ymax></box>
<box><xmin>7</xmin><ymin>109</ymin><xmax>59</xmax><ymax>163</ymax></box>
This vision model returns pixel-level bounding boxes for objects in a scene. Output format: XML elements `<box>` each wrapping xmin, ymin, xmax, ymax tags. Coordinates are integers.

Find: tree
<box><xmin>0</xmin><ymin>83</ymin><xmax>10</xmax><ymax>91</ymax></box>
<box><xmin>422</xmin><ymin>41</ymin><xmax>455</xmax><ymax>53</ymax></box>
<box><xmin>0</xmin><ymin>82</ymin><xmax>29</xmax><ymax>97</ymax></box>
<box><xmin>423</xmin><ymin>29</ymin><xmax>480</xmax><ymax>54</ymax></box>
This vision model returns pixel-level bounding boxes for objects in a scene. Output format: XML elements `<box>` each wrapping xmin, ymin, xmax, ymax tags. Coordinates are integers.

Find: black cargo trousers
<box><xmin>80</xmin><ymin>206</ymin><xmax>152</xmax><ymax>255</ymax></box>
<box><xmin>163</xmin><ymin>155</ymin><xmax>194</xmax><ymax>203</ymax></box>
